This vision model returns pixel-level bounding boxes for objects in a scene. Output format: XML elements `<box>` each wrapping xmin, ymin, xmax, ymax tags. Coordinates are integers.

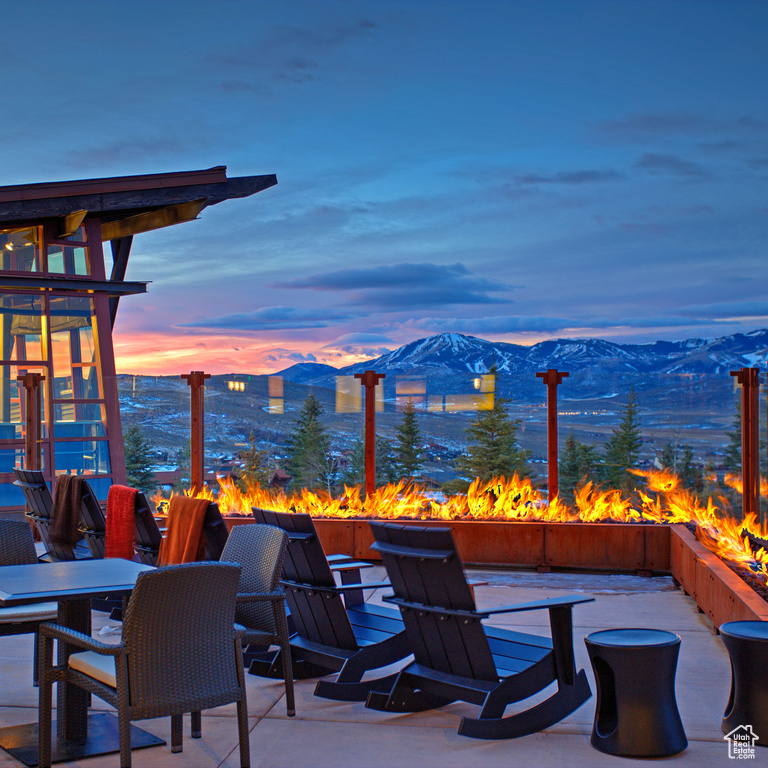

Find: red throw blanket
<box><xmin>106</xmin><ymin>485</ymin><xmax>138</xmax><ymax>559</ymax></box>
<box><xmin>158</xmin><ymin>496</ymin><xmax>211</xmax><ymax>565</ymax></box>
<box><xmin>50</xmin><ymin>475</ymin><xmax>87</xmax><ymax>548</ymax></box>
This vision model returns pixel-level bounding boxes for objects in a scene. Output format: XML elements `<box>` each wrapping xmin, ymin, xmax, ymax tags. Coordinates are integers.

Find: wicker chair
<box><xmin>0</xmin><ymin>519</ymin><xmax>57</xmax><ymax>684</ymax></box>
<box><xmin>220</xmin><ymin>523</ymin><xmax>295</xmax><ymax>716</ymax></box>
<box><xmin>38</xmin><ymin>562</ymin><xmax>250</xmax><ymax>768</ymax></box>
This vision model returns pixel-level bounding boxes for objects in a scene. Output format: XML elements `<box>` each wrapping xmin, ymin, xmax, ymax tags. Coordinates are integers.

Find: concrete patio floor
<box><xmin>0</xmin><ymin>566</ymin><xmax>741</xmax><ymax>768</ymax></box>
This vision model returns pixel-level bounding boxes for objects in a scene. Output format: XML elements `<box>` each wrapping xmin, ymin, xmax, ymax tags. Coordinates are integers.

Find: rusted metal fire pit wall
<box><xmin>225</xmin><ymin>517</ymin><xmax>768</xmax><ymax>629</ymax></box>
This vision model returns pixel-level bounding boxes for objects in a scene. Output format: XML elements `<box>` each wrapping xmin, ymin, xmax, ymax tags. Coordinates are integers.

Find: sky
<box><xmin>2</xmin><ymin>0</ymin><xmax>767</xmax><ymax>375</ymax></box>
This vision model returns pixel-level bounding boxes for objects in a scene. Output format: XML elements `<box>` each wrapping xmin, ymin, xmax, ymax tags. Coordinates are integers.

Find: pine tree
<box><xmin>658</xmin><ymin>441</ymin><xmax>678</xmax><ymax>472</ymax></box>
<box><xmin>679</xmin><ymin>444</ymin><xmax>703</xmax><ymax>492</ymax></box>
<box><xmin>601</xmin><ymin>389</ymin><xmax>643</xmax><ymax>489</ymax></box>
<box><xmin>123</xmin><ymin>425</ymin><xmax>155</xmax><ymax>493</ymax></box>
<box><xmin>343</xmin><ymin>434</ymin><xmax>398</xmax><ymax>488</ymax></box>
<box><xmin>284</xmin><ymin>394</ymin><xmax>331</xmax><ymax>491</ymax></box>
<box><xmin>238</xmin><ymin>430</ymin><xmax>270</xmax><ymax>489</ymax></box>
<box><xmin>173</xmin><ymin>439</ymin><xmax>191</xmax><ymax>490</ymax></box>
<box><xmin>394</xmin><ymin>399</ymin><xmax>424</xmax><ymax>481</ymax></box>
<box><xmin>558</xmin><ymin>431</ymin><xmax>599</xmax><ymax>500</ymax></box>
<box><xmin>450</xmin><ymin>393</ymin><xmax>530</xmax><ymax>493</ymax></box>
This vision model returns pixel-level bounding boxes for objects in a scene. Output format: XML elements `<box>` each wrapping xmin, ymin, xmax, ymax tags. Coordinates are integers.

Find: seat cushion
<box><xmin>69</xmin><ymin>651</ymin><xmax>117</xmax><ymax>687</ymax></box>
<box><xmin>0</xmin><ymin>602</ymin><xmax>57</xmax><ymax>622</ymax></box>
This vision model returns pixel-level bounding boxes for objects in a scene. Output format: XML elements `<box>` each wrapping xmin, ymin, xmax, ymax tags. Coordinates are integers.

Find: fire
<box><xmin>153</xmin><ymin>467</ymin><xmax>768</xmax><ymax>586</ymax></box>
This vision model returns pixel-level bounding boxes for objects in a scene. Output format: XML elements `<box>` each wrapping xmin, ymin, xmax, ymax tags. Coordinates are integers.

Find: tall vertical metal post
<box><xmin>731</xmin><ymin>367</ymin><xmax>760</xmax><ymax>518</ymax></box>
<box><xmin>17</xmin><ymin>373</ymin><xmax>44</xmax><ymax>471</ymax></box>
<box><xmin>181</xmin><ymin>371</ymin><xmax>210</xmax><ymax>495</ymax></box>
<box><xmin>354</xmin><ymin>370</ymin><xmax>385</xmax><ymax>499</ymax></box>
<box><xmin>536</xmin><ymin>369</ymin><xmax>569</xmax><ymax>502</ymax></box>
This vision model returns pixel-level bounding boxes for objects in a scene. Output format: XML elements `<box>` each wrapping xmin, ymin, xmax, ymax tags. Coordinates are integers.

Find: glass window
<box><xmin>0</xmin><ymin>228</ymin><xmax>40</xmax><ymax>272</ymax></box>
<box><xmin>54</xmin><ymin>402</ymin><xmax>107</xmax><ymax>437</ymax></box>
<box><xmin>54</xmin><ymin>439</ymin><xmax>110</xmax><ymax>475</ymax></box>
<box><xmin>0</xmin><ymin>479</ymin><xmax>27</xmax><ymax>507</ymax></box>
<box><xmin>47</xmin><ymin>245</ymin><xmax>90</xmax><ymax>276</ymax></box>
<box><xmin>0</xmin><ymin>446</ymin><xmax>38</xmax><ymax>473</ymax></box>
<box><xmin>50</xmin><ymin>297</ymin><xmax>96</xmax><ymax>398</ymax></box>
<box><xmin>0</xmin><ymin>294</ymin><xmax>45</xmax><ymax>361</ymax></box>
<box><xmin>0</xmin><ymin>364</ymin><xmax>47</xmax><ymax>439</ymax></box>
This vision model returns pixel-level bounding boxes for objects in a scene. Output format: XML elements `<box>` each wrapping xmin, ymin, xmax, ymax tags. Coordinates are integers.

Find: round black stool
<box><xmin>585</xmin><ymin>628</ymin><xmax>687</xmax><ymax>757</ymax></box>
<box><xmin>720</xmin><ymin>621</ymin><xmax>768</xmax><ymax>746</ymax></box>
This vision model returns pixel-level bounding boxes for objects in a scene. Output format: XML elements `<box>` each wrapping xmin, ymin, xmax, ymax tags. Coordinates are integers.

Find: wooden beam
<box><xmin>109</xmin><ymin>235</ymin><xmax>133</xmax><ymax>327</ymax></box>
<box><xmin>100</xmin><ymin>199</ymin><xmax>207</xmax><ymax>241</ymax></box>
<box><xmin>0</xmin><ymin>274</ymin><xmax>147</xmax><ymax>295</ymax></box>
<box><xmin>57</xmin><ymin>209</ymin><xmax>88</xmax><ymax>238</ymax></box>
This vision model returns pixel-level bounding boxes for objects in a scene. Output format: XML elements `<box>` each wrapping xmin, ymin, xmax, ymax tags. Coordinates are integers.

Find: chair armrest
<box><xmin>334</xmin><ymin>580</ymin><xmax>390</xmax><ymax>592</ymax></box>
<box><xmin>330</xmin><ymin>560</ymin><xmax>375</xmax><ymax>573</ymax></box>
<box><xmin>237</xmin><ymin>590</ymin><xmax>286</xmax><ymax>603</ymax></box>
<box><xmin>483</xmin><ymin>594</ymin><xmax>595</xmax><ymax>615</ymax></box>
<box><xmin>39</xmin><ymin>623</ymin><xmax>124</xmax><ymax>655</ymax></box>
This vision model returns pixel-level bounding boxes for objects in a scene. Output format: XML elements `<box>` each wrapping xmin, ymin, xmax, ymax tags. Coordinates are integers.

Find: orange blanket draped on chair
<box><xmin>157</xmin><ymin>496</ymin><xmax>211</xmax><ymax>565</ymax></box>
<box><xmin>106</xmin><ymin>485</ymin><xmax>138</xmax><ymax>559</ymax></box>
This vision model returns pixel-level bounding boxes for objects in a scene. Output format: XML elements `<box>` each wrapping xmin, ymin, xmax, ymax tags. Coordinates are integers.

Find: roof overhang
<box><xmin>0</xmin><ymin>166</ymin><xmax>277</xmax><ymax>238</ymax></box>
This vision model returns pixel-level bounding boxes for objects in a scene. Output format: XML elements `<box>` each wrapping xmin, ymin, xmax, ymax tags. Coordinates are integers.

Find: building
<box><xmin>0</xmin><ymin>167</ymin><xmax>275</xmax><ymax>515</ymax></box>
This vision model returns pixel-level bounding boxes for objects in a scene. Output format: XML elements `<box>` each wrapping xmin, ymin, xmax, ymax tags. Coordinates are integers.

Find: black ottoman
<box><xmin>585</xmin><ymin>628</ymin><xmax>687</xmax><ymax>757</ymax></box>
<box><xmin>720</xmin><ymin>621</ymin><xmax>768</xmax><ymax>746</ymax></box>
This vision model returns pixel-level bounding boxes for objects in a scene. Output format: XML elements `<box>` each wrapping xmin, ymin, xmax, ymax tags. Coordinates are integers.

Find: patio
<box><xmin>0</xmin><ymin>564</ymin><xmax>736</xmax><ymax>768</ymax></box>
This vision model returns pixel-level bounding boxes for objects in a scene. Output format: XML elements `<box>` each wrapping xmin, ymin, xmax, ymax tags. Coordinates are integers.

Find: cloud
<box><xmin>324</xmin><ymin>332</ymin><xmax>395</xmax><ymax>346</ymax></box>
<box><xmin>596</xmin><ymin>113</ymin><xmax>712</xmax><ymax>139</ymax></box>
<box><xmin>179</xmin><ymin>306</ymin><xmax>353</xmax><ymax>331</ymax></box>
<box><xmin>677</xmin><ymin>302</ymin><xmax>768</xmax><ymax>319</ymax></box>
<box><xmin>410</xmin><ymin>316</ymin><xmax>572</xmax><ymax>334</ymax></box>
<box><xmin>271</xmin><ymin>262</ymin><xmax>514</xmax><ymax>309</ymax></box>
<box><xmin>517</xmin><ymin>169</ymin><xmax>623</xmax><ymax>185</ymax></box>
<box><xmin>634</xmin><ymin>153</ymin><xmax>710</xmax><ymax>179</ymax></box>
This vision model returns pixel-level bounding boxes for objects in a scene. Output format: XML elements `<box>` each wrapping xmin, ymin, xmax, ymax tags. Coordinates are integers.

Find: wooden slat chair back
<box><xmin>133</xmin><ymin>492</ymin><xmax>162</xmax><ymax>565</ymax></box>
<box><xmin>201</xmin><ymin>503</ymin><xmax>228</xmax><ymax>561</ymax></box>
<box><xmin>77</xmin><ymin>481</ymin><xmax>107</xmax><ymax>558</ymax></box>
<box><xmin>367</xmin><ymin>521</ymin><xmax>594</xmax><ymax>739</ymax></box>
<box><xmin>248</xmin><ymin>508</ymin><xmax>410</xmax><ymax>701</ymax></box>
<box><xmin>374</xmin><ymin>524</ymin><xmax>498</xmax><ymax>682</ymax></box>
<box><xmin>264</xmin><ymin>509</ymin><xmax>357</xmax><ymax>651</ymax></box>
<box><xmin>13</xmin><ymin>468</ymin><xmax>85</xmax><ymax>561</ymax></box>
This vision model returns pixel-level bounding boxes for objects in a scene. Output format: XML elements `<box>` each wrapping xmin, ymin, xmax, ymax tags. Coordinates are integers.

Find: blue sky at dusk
<box><xmin>2</xmin><ymin>1</ymin><xmax>767</xmax><ymax>374</ymax></box>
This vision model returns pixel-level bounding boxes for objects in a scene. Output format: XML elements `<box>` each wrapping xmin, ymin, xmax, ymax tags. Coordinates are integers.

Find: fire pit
<box><xmin>163</xmin><ymin>470</ymin><xmax>768</xmax><ymax>627</ymax></box>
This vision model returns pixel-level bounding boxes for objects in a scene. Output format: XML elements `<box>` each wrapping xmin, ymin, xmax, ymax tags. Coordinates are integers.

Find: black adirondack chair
<box><xmin>13</xmin><ymin>469</ymin><xmax>91</xmax><ymax>561</ymax></box>
<box><xmin>133</xmin><ymin>491</ymin><xmax>163</xmax><ymax>565</ymax></box>
<box><xmin>366</xmin><ymin>521</ymin><xmax>594</xmax><ymax>739</ymax></box>
<box><xmin>248</xmin><ymin>509</ymin><xmax>410</xmax><ymax>701</ymax></box>
<box><xmin>77</xmin><ymin>481</ymin><xmax>108</xmax><ymax>558</ymax></box>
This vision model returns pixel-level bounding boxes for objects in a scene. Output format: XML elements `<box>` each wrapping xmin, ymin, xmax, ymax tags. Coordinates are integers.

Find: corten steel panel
<box><xmin>314</xmin><ymin>519</ymin><xmax>356</xmax><ymax>558</ymax></box>
<box><xmin>353</xmin><ymin>519</ymin><xmax>548</xmax><ymax>566</ymax></box>
<box><xmin>643</xmin><ymin>525</ymin><xmax>671</xmax><ymax>571</ymax></box>
<box><xmin>543</xmin><ymin>523</ymin><xmax>646</xmax><ymax>571</ymax></box>
<box><xmin>670</xmin><ymin>525</ymin><xmax>699</xmax><ymax>598</ymax></box>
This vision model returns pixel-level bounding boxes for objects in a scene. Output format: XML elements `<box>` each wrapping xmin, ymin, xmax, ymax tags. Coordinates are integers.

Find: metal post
<box><xmin>731</xmin><ymin>367</ymin><xmax>760</xmax><ymax>518</ymax></box>
<box><xmin>354</xmin><ymin>371</ymin><xmax>385</xmax><ymax>499</ymax></box>
<box><xmin>536</xmin><ymin>369</ymin><xmax>569</xmax><ymax>502</ymax></box>
<box><xmin>181</xmin><ymin>371</ymin><xmax>210</xmax><ymax>495</ymax></box>
<box><xmin>17</xmin><ymin>373</ymin><xmax>44</xmax><ymax>471</ymax></box>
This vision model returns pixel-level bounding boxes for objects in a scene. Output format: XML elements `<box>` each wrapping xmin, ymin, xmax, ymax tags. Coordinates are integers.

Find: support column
<box><xmin>731</xmin><ymin>367</ymin><xmax>760</xmax><ymax>518</ymax></box>
<box><xmin>17</xmin><ymin>373</ymin><xmax>44</xmax><ymax>471</ymax></box>
<box><xmin>181</xmin><ymin>371</ymin><xmax>210</xmax><ymax>495</ymax></box>
<box><xmin>354</xmin><ymin>371</ymin><xmax>385</xmax><ymax>499</ymax></box>
<box><xmin>536</xmin><ymin>369</ymin><xmax>569</xmax><ymax>502</ymax></box>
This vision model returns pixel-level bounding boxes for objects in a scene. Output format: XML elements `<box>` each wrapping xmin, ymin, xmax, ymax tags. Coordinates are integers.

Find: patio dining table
<box><xmin>0</xmin><ymin>558</ymin><xmax>162</xmax><ymax>767</ymax></box>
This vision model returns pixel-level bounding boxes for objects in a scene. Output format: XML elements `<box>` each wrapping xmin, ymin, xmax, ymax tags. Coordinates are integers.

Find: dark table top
<box><xmin>0</xmin><ymin>559</ymin><xmax>154</xmax><ymax>607</ymax></box>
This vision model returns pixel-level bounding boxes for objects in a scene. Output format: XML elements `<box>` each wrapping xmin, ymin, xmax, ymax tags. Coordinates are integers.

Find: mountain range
<box><xmin>277</xmin><ymin>329</ymin><xmax>768</xmax><ymax>402</ymax></box>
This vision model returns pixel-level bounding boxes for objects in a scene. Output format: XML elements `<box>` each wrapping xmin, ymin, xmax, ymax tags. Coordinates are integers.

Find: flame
<box><xmin>153</xmin><ymin>468</ymin><xmax>768</xmax><ymax>586</ymax></box>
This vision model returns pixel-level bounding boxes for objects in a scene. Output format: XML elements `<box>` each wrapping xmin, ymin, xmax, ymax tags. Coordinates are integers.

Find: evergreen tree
<box><xmin>658</xmin><ymin>441</ymin><xmax>678</xmax><ymax>472</ymax></box>
<box><xmin>123</xmin><ymin>425</ymin><xmax>155</xmax><ymax>493</ymax></box>
<box><xmin>601</xmin><ymin>389</ymin><xmax>643</xmax><ymax>489</ymax></box>
<box><xmin>679</xmin><ymin>444</ymin><xmax>703</xmax><ymax>492</ymax></box>
<box><xmin>173</xmin><ymin>439</ymin><xmax>191</xmax><ymax>490</ymax></box>
<box><xmin>558</xmin><ymin>430</ymin><xmax>600</xmax><ymax>500</ymax></box>
<box><xmin>723</xmin><ymin>401</ymin><xmax>742</xmax><ymax>473</ymax></box>
<box><xmin>449</xmin><ymin>393</ymin><xmax>530</xmax><ymax>493</ymax></box>
<box><xmin>284</xmin><ymin>394</ymin><xmax>331</xmax><ymax>491</ymax></box>
<box><xmin>343</xmin><ymin>434</ymin><xmax>398</xmax><ymax>488</ymax></box>
<box><xmin>238</xmin><ymin>430</ymin><xmax>270</xmax><ymax>489</ymax></box>
<box><xmin>394</xmin><ymin>399</ymin><xmax>424</xmax><ymax>481</ymax></box>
